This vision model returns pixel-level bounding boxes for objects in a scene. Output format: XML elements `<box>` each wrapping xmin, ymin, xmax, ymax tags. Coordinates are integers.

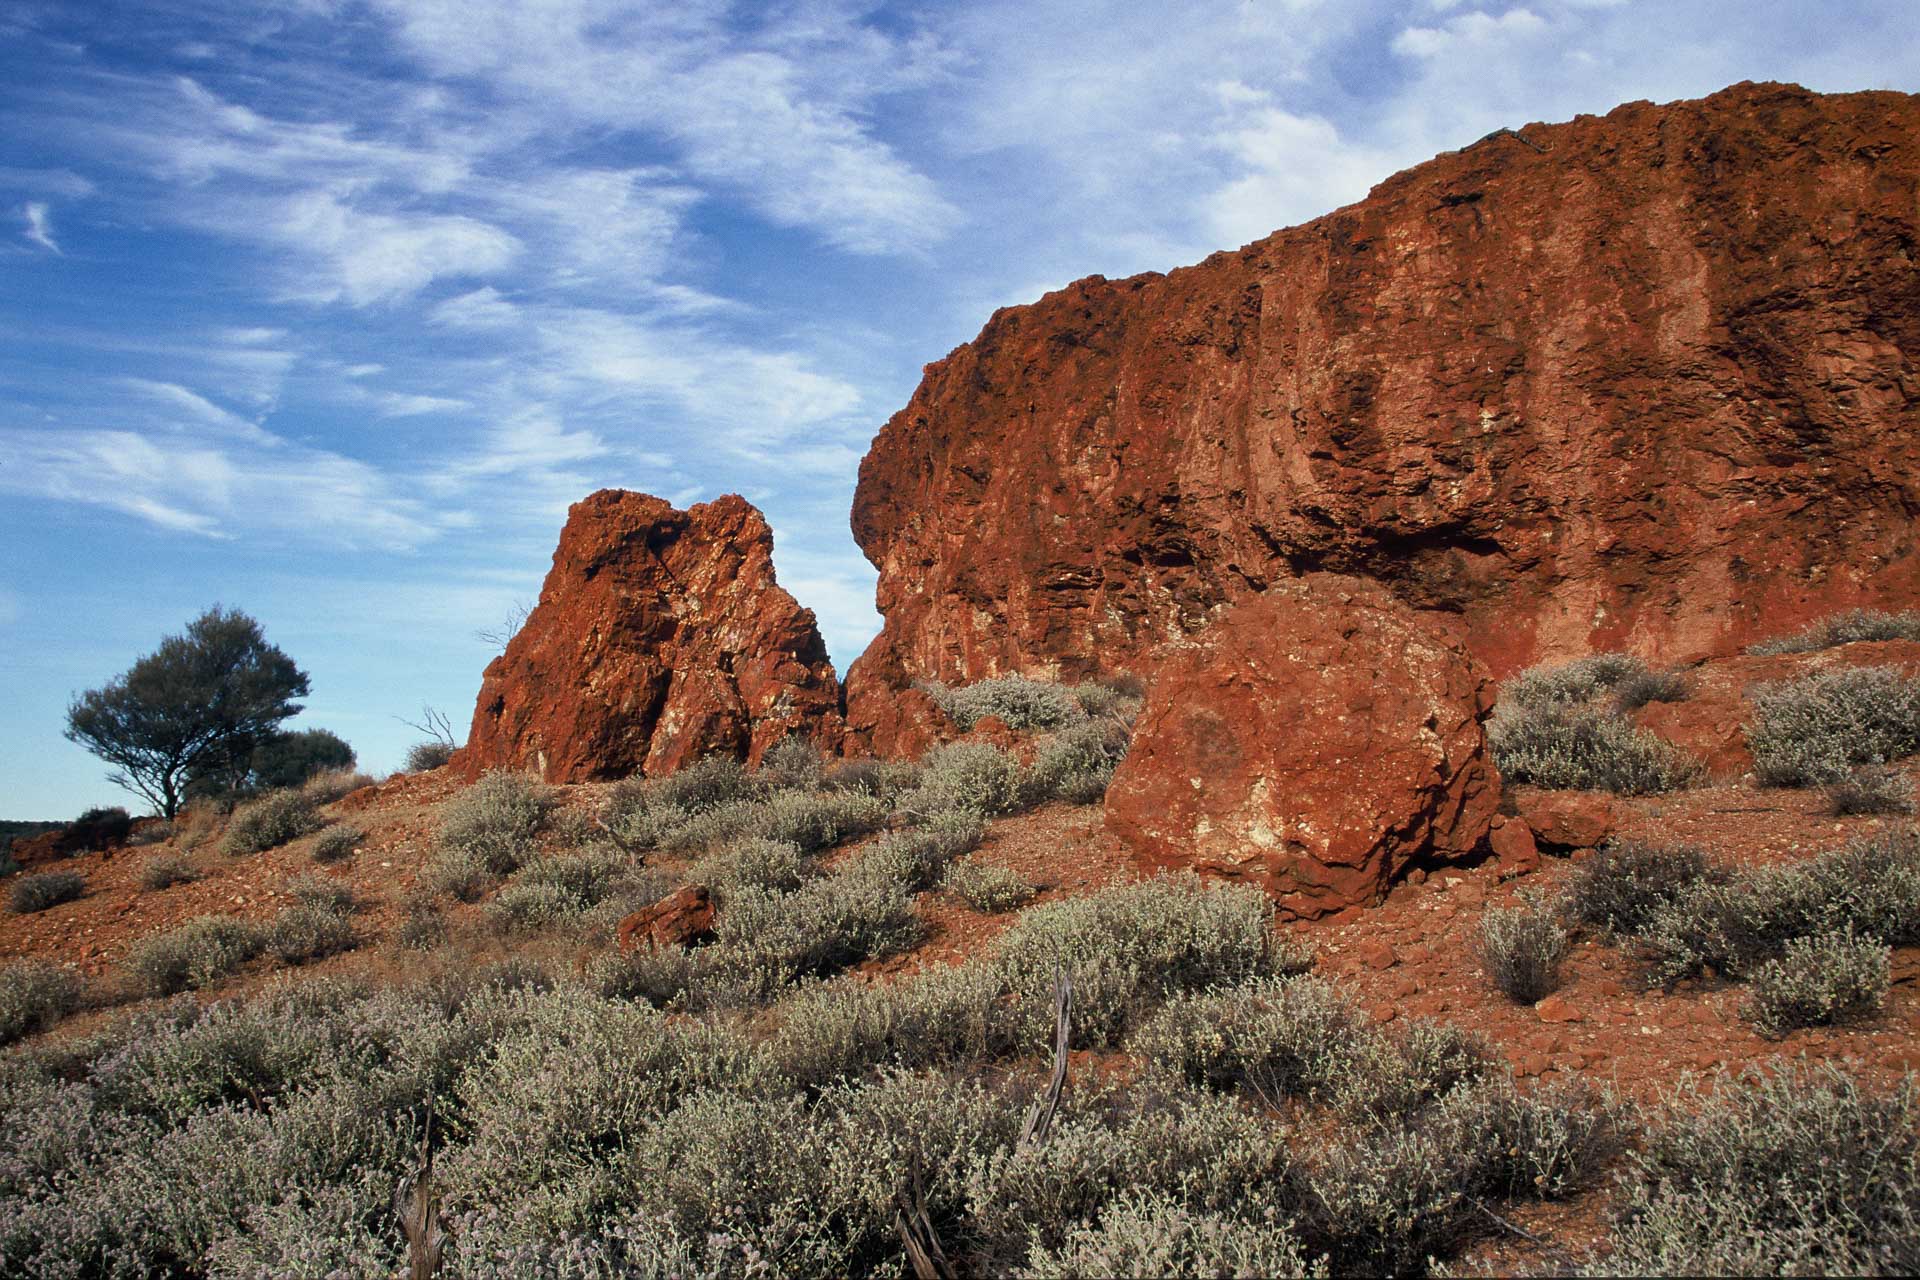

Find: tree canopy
<box><xmin>64</xmin><ymin>607</ymin><xmax>312</xmax><ymax>818</ymax></box>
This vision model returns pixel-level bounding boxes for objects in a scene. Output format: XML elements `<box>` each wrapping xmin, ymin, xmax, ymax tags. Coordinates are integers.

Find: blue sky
<box><xmin>3</xmin><ymin>0</ymin><xmax>1915</xmax><ymax>818</ymax></box>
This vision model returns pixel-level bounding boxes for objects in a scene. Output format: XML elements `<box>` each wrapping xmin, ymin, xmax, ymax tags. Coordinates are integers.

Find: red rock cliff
<box><xmin>457</xmin><ymin>491</ymin><xmax>842</xmax><ymax>783</ymax></box>
<box><xmin>846</xmin><ymin>82</ymin><xmax>1920</xmax><ymax>750</ymax></box>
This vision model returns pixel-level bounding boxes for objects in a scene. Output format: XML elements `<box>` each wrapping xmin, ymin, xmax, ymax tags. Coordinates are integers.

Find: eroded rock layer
<box><xmin>457</xmin><ymin>491</ymin><xmax>842</xmax><ymax>783</ymax></box>
<box><xmin>846</xmin><ymin>83</ymin><xmax>1920</xmax><ymax>752</ymax></box>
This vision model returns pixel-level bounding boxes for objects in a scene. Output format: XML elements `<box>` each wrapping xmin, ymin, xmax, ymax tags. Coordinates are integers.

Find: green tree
<box><xmin>64</xmin><ymin>607</ymin><xmax>311</xmax><ymax>818</ymax></box>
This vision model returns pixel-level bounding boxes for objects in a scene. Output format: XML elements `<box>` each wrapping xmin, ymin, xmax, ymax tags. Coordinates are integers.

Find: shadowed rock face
<box><xmin>1103</xmin><ymin>575</ymin><xmax>1500</xmax><ymax>919</ymax></box>
<box><xmin>845</xmin><ymin>82</ymin><xmax>1920</xmax><ymax>753</ymax></box>
<box><xmin>456</xmin><ymin>491</ymin><xmax>842</xmax><ymax>783</ymax></box>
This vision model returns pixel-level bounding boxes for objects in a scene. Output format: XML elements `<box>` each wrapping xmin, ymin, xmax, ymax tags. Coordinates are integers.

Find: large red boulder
<box><xmin>456</xmin><ymin>491</ymin><xmax>843</xmax><ymax>783</ymax></box>
<box><xmin>845</xmin><ymin>83</ymin><xmax>1920</xmax><ymax>754</ymax></box>
<box><xmin>1104</xmin><ymin>575</ymin><xmax>1501</xmax><ymax>918</ymax></box>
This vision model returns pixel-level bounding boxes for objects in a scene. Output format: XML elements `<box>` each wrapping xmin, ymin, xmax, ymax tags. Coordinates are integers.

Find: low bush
<box><xmin>298</xmin><ymin>768</ymin><xmax>375</xmax><ymax>805</ymax></box>
<box><xmin>1747</xmin><ymin>607</ymin><xmax>1920</xmax><ymax>656</ymax></box>
<box><xmin>1478</xmin><ymin>898</ymin><xmax>1570</xmax><ymax>1002</ymax></box>
<box><xmin>768</xmin><ymin>964</ymin><xmax>1019</xmax><ymax>1087</ymax></box>
<box><xmin>1614</xmin><ymin>668</ymin><xmax>1691</xmax><ymax>711</ymax></box>
<box><xmin>1502</xmin><ymin>653</ymin><xmax>1652</xmax><ymax>710</ymax></box>
<box><xmin>125</xmin><ymin>916</ymin><xmax>269</xmax><ymax>996</ymax></box>
<box><xmin>821</xmin><ymin>756</ymin><xmax>920</xmax><ymax>800</ymax></box>
<box><xmin>962</xmin><ymin>1086</ymin><xmax>1298</xmax><ymax>1266</ymax></box>
<box><xmin>1601</xmin><ymin>1063</ymin><xmax>1920</xmax><ymax>1276</ymax></box>
<box><xmin>1634</xmin><ymin>830</ymin><xmax>1920</xmax><ymax>989</ymax></box>
<box><xmin>265</xmin><ymin>903</ymin><xmax>357</xmax><ymax>966</ymax></box>
<box><xmin>1742</xmin><ymin>929</ymin><xmax>1890</xmax><ymax>1037</ymax></box>
<box><xmin>67</xmin><ymin>805</ymin><xmax>134</xmax><ymax>851</ymax></box>
<box><xmin>1825</xmin><ymin>767</ymin><xmax>1917</xmax><ymax>816</ymax></box>
<box><xmin>752</xmin><ymin>788</ymin><xmax>890</xmax><ymax>852</ymax></box>
<box><xmin>853</xmin><ymin>811</ymin><xmax>985</xmax><ymax>892</ymax></box>
<box><xmin>9</xmin><ymin>869</ymin><xmax>84</xmax><ymax>914</ymax></box>
<box><xmin>423</xmin><ymin>771</ymin><xmax>549</xmax><ymax>896</ymax></box>
<box><xmin>924</xmin><ymin>674</ymin><xmax>1086</xmax><ymax>731</ymax></box>
<box><xmin>283</xmin><ymin>872</ymin><xmax>355</xmax><ymax>915</ymax></box>
<box><xmin>397</xmin><ymin>894</ymin><xmax>446</xmax><ymax>951</ymax></box>
<box><xmin>716</xmin><ymin>873</ymin><xmax>924</xmax><ymax>990</ymax></box>
<box><xmin>422</xmin><ymin>844</ymin><xmax>492</xmax><ymax>903</ymax></box>
<box><xmin>649</xmin><ymin>755</ymin><xmax>757</xmax><ymax>816</ymax></box>
<box><xmin>992</xmin><ymin>875</ymin><xmax>1280</xmax><ymax>1049</ymax></box>
<box><xmin>901</xmin><ymin>742</ymin><xmax>1025</xmax><ymax>818</ymax></box>
<box><xmin>1746</xmin><ymin>665</ymin><xmax>1920</xmax><ymax>786</ymax></box>
<box><xmin>1020</xmin><ymin>1187</ymin><xmax>1322</xmax><ymax>1279</ymax></box>
<box><xmin>1021</xmin><ymin>718</ymin><xmax>1132</xmax><ymax>806</ymax></box>
<box><xmin>310</xmin><ymin>824</ymin><xmax>362</xmax><ymax>863</ymax></box>
<box><xmin>138</xmin><ymin>853</ymin><xmax>200</xmax><ymax>891</ymax></box>
<box><xmin>1560</xmin><ymin>840</ymin><xmax>1715</xmax><ymax>936</ymax></box>
<box><xmin>126</xmin><ymin>819</ymin><xmax>173</xmax><ymax>847</ymax></box>
<box><xmin>1068</xmin><ymin>672</ymin><xmax>1147</xmax><ymax>720</ymax></box>
<box><xmin>0</xmin><ymin>958</ymin><xmax>82</xmax><ymax>1044</ymax></box>
<box><xmin>1492</xmin><ymin>705</ymin><xmax>1702</xmax><ymax>794</ymax></box>
<box><xmin>1305</xmin><ymin>1077</ymin><xmax>1620</xmax><ymax>1274</ymax></box>
<box><xmin>404</xmin><ymin>739</ymin><xmax>455</xmax><ymax>772</ymax></box>
<box><xmin>944</xmin><ymin>860</ymin><xmax>1037</xmax><ymax>913</ymax></box>
<box><xmin>694</xmin><ymin>837</ymin><xmax>814</xmax><ymax>903</ymax></box>
<box><xmin>756</xmin><ymin>736</ymin><xmax>825</xmax><ymax>790</ymax></box>
<box><xmin>219</xmin><ymin>790</ymin><xmax>323</xmax><ymax>856</ymax></box>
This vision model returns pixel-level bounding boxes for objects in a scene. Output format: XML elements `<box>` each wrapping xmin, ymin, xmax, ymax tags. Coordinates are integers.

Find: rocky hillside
<box><xmin>846</xmin><ymin>81</ymin><xmax>1920</xmax><ymax>755</ymax></box>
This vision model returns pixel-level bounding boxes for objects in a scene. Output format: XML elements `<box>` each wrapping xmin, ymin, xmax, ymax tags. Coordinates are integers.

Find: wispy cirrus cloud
<box><xmin>21</xmin><ymin>201</ymin><xmax>59</xmax><ymax>252</ymax></box>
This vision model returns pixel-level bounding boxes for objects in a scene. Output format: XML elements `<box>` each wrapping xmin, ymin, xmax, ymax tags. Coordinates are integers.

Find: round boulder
<box><xmin>1104</xmin><ymin>575</ymin><xmax>1500</xmax><ymax>918</ymax></box>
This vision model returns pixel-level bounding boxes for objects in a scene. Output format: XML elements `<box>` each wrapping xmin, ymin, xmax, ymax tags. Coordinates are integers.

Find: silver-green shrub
<box><xmin>1747</xmin><ymin>607</ymin><xmax>1920</xmax><ymax>656</ymax></box>
<box><xmin>1560</xmin><ymin>840</ymin><xmax>1714</xmax><ymax>936</ymax></box>
<box><xmin>1020</xmin><ymin>1188</ymin><xmax>1323</xmax><ymax>1279</ymax></box>
<box><xmin>902</xmin><ymin>742</ymin><xmax>1025</xmax><ymax>818</ymax></box>
<box><xmin>1746</xmin><ymin>665</ymin><xmax>1920</xmax><ymax>786</ymax></box>
<box><xmin>852</xmin><ymin>810</ymin><xmax>985</xmax><ymax>892</ymax></box>
<box><xmin>991</xmin><ymin>874</ymin><xmax>1278</xmax><ymax>1049</ymax></box>
<box><xmin>1492</xmin><ymin>704</ymin><xmax>1702</xmax><ymax>794</ymax></box>
<box><xmin>943</xmin><ymin>859</ymin><xmax>1037</xmax><ymax>913</ymax></box>
<box><xmin>1742</xmin><ymin>929</ymin><xmax>1890</xmax><ymax>1037</ymax></box>
<box><xmin>1599</xmin><ymin>1063</ymin><xmax>1919</xmax><ymax>1276</ymax></box>
<box><xmin>1477</xmin><ymin>898</ymin><xmax>1570</xmax><ymax>1002</ymax></box>
<box><xmin>310</xmin><ymin>824</ymin><xmax>361</xmax><ymax>863</ymax></box>
<box><xmin>9</xmin><ymin>869</ymin><xmax>83</xmax><ymax>914</ymax></box>
<box><xmin>434</xmin><ymin>770</ymin><xmax>550</xmax><ymax>873</ymax></box>
<box><xmin>925</xmin><ymin>674</ymin><xmax>1087</xmax><ymax>731</ymax></box>
<box><xmin>124</xmin><ymin>916</ymin><xmax>269</xmax><ymax>996</ymax></box>
<box><xmin>219</xmin><ymin>789</ymin><xmax>323</xmax><ymax>856</ymax></box>
<box><xmin>1020</xmin><ymin>718</ymin><xmax>1132</xmax><ymax>806</ymax></box>
<box><xmin>0</xmin><ymin>959</ymin><xmax>81</xmax><ymax>1045</ymax></box>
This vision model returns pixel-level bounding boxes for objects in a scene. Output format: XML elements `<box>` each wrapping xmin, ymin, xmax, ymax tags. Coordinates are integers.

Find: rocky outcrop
<box><xmin>846</xmin><ymin>83</ymin><xmax>1920</xmax><ymax>752</ymax></box>
<box><xmin>456</xmin><ymin>491</ymin><xmax>842</xmax><ymax>783</ymax></box>
<box><xmin>1103</xmin><ymin>575</ymin><xmax>1500</xmax><ymax>918</ymax></box>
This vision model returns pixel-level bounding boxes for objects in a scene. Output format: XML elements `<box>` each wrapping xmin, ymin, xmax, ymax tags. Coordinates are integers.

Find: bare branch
<box><xmin>1019</xmin><ymin>969</ymin><xmax>1073</xmax><ymax>1148</ymax></box>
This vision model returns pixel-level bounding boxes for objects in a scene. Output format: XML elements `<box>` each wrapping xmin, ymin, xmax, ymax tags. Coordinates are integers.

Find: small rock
<box><xmin>1535</xmin><ymin>994</ymin><xmax>1584</xmax><ymax>1023</ymax></box>
<box><xmin>1357</xmin><ymin>939</ymin><xmax>1399</xmax><ymax>970</ymax></box>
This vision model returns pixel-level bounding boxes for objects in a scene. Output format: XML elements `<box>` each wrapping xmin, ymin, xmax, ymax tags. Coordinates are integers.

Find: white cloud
<box><xmin>122</xmin><ymin>378</ymin><xmax>275</xmax><ymax>442</ymax></box>
<box><xmin>0</xmin><ymin>425</ymin><xmax>451</xmax><ymax>550</ymax></box>
<box><xmin>1393</xmin><ymin>8</ymin><xmax>1550</xmax><ymax>59</ymax></box>
<box><xmin>374</xmin><ymin>391</ymin><xmax>468</xmax><ymax>417</ymax></box>
<box><xmin>273</xmin><ymin>190</ymin><xmax>519</xmax><ymax>305</ymax></box>
<box><xmin>1203</xmin><ymin>90</ymin><xmax>1408</xmax><ymax>246</ymax></box>
<box><xmin>370</xmin><ymin>0</ymin><xmax>960</xmax><ymax>254</ymax></box>
<box><xmin>0</xmin><ymin>167</ymin><xmax>95</xmax><ymax>198</ymax></box>
<box><xmin>431</xmin><ymin>286</ymin><xmax>520</xmax><ymax>330</ymax></box>
<box><xmin>22</xmin><ymin>202</ymin><xmax>60</xmax><ymax>252</ymax></box>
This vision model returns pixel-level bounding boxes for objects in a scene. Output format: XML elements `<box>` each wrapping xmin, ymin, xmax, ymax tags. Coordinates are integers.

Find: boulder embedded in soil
<box><xmin>1104</xmin><ymin>575</ymin><xmax>1501</xmax><ymax>918</ymax></box>
<box><xmin>616</xmin><ymin>885</ymin><xmax>716</xmax><ymax>952</ymax></box>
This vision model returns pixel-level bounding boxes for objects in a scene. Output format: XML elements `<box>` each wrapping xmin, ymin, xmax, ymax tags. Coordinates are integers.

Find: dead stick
<box><xmin>1020</xmin><ymin>970</ymin><xmax>1073</xmax><ymax>1148</ymax></box>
